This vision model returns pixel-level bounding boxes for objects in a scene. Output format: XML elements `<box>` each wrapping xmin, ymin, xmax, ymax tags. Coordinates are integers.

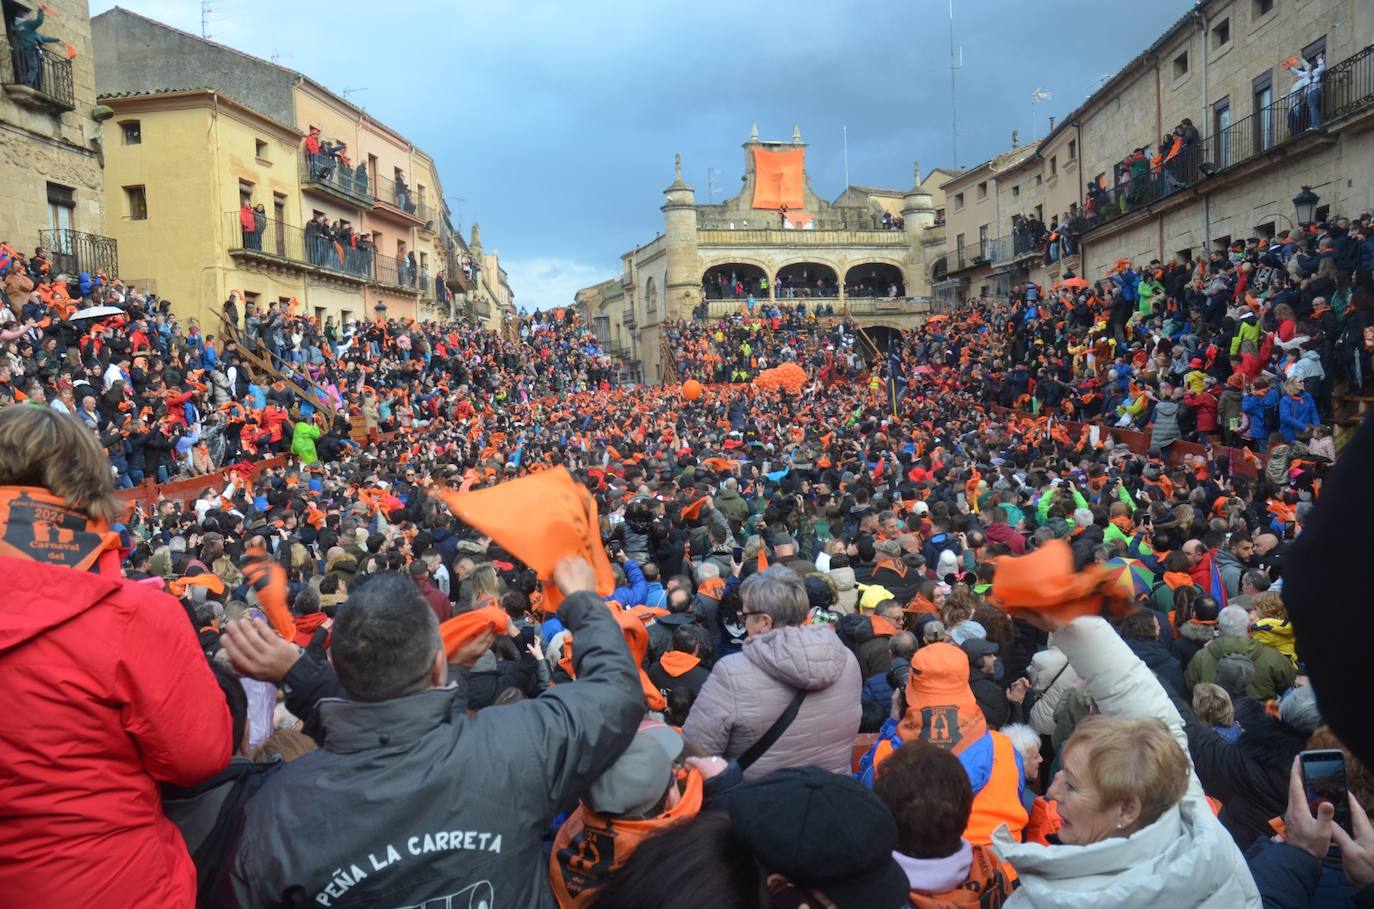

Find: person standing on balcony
<box><xmin>304</xmin><ymin>127</ymin><xmax>323</xmax><ymax>177</ymax></box>
<box><xmin>407</xmin><ymin>251</ymin><xmax>418</xmax><ymax>288</ymax></box>
<box><xmin>353</xmin><ymin>162</ymin><xmax>369</xmax><ymax>198</ymax></box>
<box><xmin>238</xmin><ymin>203</ymin><xmax>259</xmax><ymax>250</ymax></box>
<box><xmin>8</xmin><ymin>8</ymin><xmax>62</xmax><ymax>90</ymax></box>
<box><xmin>1288</xmin><ymin>53</ymin><xmax>1326</xmax><ymax>132</ymax></box>
<box><xmin>252</xmin><ymin>204</ymin><xmax>267</xmax><ymax>251</ymax></box>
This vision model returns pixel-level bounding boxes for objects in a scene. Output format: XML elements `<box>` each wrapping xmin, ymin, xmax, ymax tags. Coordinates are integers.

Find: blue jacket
<box><xmin>856</xmin><ymin>718</ymin><xmax>1024</xmax><ymax>797</ymax></box>
<box><xmin>642</xmin><ymin>581</ymin><xmax>667</xmax><ymax>610</ymax></box>
<box><xmin>1243</xmin><ymin>838</ymin><xmax>1371</xmax><ymax>909</ymax></box>
<box><xmin>1242</xmin><ymin>387</ymin><xmax>1280</xmax><ymax>441</ymax></box>
<box><xmin>607</xmin><ymin>559</ymin><xmax>648</xmax><ymax>607</ymax></box>
<box><xmin>1279</xmin><ymin>393</ymin><xmax>1320</xmax><ymax>442</ymax></box>
<box><xmin>861</xmin><ymin>671</ymin><xmax>894</xmax><ymax>711</ymax></box>
<box><xmin>1112</xmin><ymin>270</ymin><xmax>1141</xmax><ymax>302</ymax></box>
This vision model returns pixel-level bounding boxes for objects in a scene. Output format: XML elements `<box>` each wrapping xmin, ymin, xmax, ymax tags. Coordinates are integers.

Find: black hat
<box><xmin>729</xmin><ymin>767</ymin><xmax>908</xmax><ymax>909</ymax></box>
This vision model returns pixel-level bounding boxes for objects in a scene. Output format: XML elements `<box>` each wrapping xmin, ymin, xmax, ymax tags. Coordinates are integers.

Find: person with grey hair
<box><xmin>1185</xmin><ymin>605</ymin><xmax>1297</xmax><ymax>701</ymax></box>
<box><xmin>683</xmin><ymin>565</ymin><xmax>861</xmax><ymax>780</ymax></box>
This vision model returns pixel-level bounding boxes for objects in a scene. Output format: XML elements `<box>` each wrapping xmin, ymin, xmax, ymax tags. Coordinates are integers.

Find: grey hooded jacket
<box><xmin>682</xmin><ymin>624</ymin><xmax>861</xmax><ymax>780</ymax></box>
<box><xmin>217</xmin><ymin>591</ymin><xmax>642</xmax><ymax>909</ymax></box>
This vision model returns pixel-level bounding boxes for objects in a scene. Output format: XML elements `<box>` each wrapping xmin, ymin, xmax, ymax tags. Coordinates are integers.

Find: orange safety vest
<box><xmin>549</xmin><ymin>768</ymin><xmax>705</xmax><ymax>908</ymax></box>
<box><xmin>964</xmin><ymin>731</ymin><xmax>1029</xmax><ymax>846</ymax></box>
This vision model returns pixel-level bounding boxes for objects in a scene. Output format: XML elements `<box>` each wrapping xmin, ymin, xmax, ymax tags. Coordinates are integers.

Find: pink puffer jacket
<box><xmin>682</xmin><ymin>624</ymin><xmax>861</xmax><ymax>780</ymax></box>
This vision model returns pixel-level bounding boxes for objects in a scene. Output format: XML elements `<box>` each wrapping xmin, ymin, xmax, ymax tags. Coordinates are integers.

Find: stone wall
<box><xmin>92</xmin><ymin>9</ymin><xmax>295</xmax><ymax>127</ymax></box>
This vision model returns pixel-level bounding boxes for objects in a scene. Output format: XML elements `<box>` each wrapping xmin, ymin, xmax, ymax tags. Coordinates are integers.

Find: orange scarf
<box><xmin>0</xmin><ymin>486</ymin><xmax>122</xmax><ymax>575</ymax></box>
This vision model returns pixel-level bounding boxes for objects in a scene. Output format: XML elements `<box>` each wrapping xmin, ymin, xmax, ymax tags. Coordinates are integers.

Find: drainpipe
<box><xmin>1193</xmin><ymin>6</ymin><xmax>1211</xmax><ymax>245</ymax></box>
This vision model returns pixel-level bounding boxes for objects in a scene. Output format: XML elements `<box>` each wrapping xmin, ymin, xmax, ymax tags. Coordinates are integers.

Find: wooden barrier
<box><xmin>115</xmin><ymin>454</ymin><xmax>289</xmax><ymax>514</ymax></box>
<box><xmin>989</xmin><ymin>405</ymin><xmax>1258</xmax><ymax>479</ymax></box>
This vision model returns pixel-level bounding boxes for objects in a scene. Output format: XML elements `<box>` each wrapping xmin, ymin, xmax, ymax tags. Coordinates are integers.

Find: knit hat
<box><xmin>729</xmin><ymin>767</ymin><xmax>908</xmax><ymax>909</ymax></box>
<box><xmin>1214</xmin><ymin>652</ymin><xmax>1256</xmax><ymax>698</ymax></box>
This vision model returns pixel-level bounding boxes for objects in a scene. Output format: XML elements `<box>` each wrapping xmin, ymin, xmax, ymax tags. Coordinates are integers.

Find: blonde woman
<box><xmin>992</xmin><ymin>609</ymin><xmax>1261</xmax><ymax>906</ymax></box>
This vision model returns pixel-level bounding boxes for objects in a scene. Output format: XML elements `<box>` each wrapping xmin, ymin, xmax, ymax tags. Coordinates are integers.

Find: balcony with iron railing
<box><xmin>369</xmin><ymin>257</ymin><xmax>422</xmax><ymax>295</ymax></box>
<box><xmin>951</xmin><ymin>232</ymin><xmax>1042</xmax><ymax>272</ymax></box>
<box><xmin>371</xmin><ymin>174</ymin><xmax>425</xmax><ymax>223</ymax></box>
<box><xmin>224</xmin><ymin>212</ymin><xmax>371</xmax><ymax>282</ymax></box>
<box><xmin>299</xmin><ymin>151</ymin><xmax>374</xmax><ymax>208</ymax></box>
<box><xmin>4</xmin><ymin>45</ymin><xmax>74</xmax><ymax>112</ymax></box>
<box><xmin>1080</xmin><ymin>44</ymin><xmax>1374</xmax><ymax>236</ymax></box>
<box><xmin>40</xmin><ymin>229</ymin><xmax>118</xmax><ymax>277</ymax></box>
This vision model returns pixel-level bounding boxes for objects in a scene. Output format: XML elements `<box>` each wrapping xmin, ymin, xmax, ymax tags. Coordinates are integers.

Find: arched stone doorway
<box><xmin>775</xmin><ymin>262</ymin><xmax>839</xmax><ymax>301</ymax></box>
<box><xmin>702</xmin><ymin>263</ymin><xmax>769</xmax><ymax>300</ymax></box>
<box><xmin>845</xmin><ymin>262</ymin><xmax>906</xmax><ymax>298</ymax></box>
<box><xmin>862</xmin><ymin>324</ymin><xmax>904</xmax><ymax>355</ymax></box>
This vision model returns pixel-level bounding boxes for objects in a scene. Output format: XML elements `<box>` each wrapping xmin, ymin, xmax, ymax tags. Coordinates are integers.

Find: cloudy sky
<box><xmin>91</xmin><ymin>0</ymin><xmax>1195</xmax><ymax>310</ymax></box>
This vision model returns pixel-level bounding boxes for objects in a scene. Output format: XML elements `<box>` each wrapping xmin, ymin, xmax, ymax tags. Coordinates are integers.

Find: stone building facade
<box><xmin>1</xmin><ymin>0</ymin><xmax>113</xmax><ymax>276</ymax></box>
<box><xmin>939</xmin><ymin>0</ymin><xmax>1374</xmax><ymax>302</ymax></box>
<box><xmin>91</xmin><ymin>7</ymin><xmax>504</xmax><ymax>332</ymax></box>
<box><xmin>579</xmin><ymin>126</ymin><xmax>952</xmax><ymax>384</ymax></box>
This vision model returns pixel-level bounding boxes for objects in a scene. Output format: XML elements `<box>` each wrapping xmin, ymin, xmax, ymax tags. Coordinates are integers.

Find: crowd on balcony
<box><xmin>5</xmin><ymin>201</ymin><xmax>1374</xmax><ymax>909</ymax></box>
<box><xmin>303</xmin><ymin>128</ymin><xmax>370</xmax><ymax>198</ymax></box>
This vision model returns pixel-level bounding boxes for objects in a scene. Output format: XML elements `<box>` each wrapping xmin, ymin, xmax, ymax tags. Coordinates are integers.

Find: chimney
<box><xmin>1049</xmin><ymin>116</ymin><xmax>1057</xmax><ymax>132</ymax></box>
<box><xmin>1011</xmin><ymin>129</ymin><xmax>1020</xmax><ymax>147</ymax></box>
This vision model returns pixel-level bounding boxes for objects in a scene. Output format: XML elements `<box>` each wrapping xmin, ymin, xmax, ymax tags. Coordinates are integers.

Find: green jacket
<box><xmin>1184</xmin><ymin>635</ymin><xmax>1297</xmax><ymax>701</ymax></box>
<box><xmin>12</xmin><ymin>11</ymin><xmax>60</xmax><ymax>50</ymax></box>
<box><xmin>290</xmin><ymin>420</ymin><xmax>322</xmax><ymax>465</ymax></box>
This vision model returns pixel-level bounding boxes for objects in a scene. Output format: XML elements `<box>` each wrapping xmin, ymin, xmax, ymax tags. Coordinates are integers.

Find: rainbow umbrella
<box><xmin>1105</xmin><ymin>557</ymin><xmax>1155</xmax><ymax>599</ymax></box>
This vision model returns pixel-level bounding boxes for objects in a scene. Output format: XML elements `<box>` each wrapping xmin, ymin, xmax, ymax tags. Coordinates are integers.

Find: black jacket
<box><xmin>1125</xmin><ymin>636</ymin><xmax>1186</xmax><ymax>698</ymax></box>
<box><xmin>969</xmin><ymin>667</ymin><xmax>1018</xmax><ymax>729</ymax></box>
<box><xmin>217</xmin><ymin>591</ymin><xmax>642</xmax><ymax>909</ymax></box>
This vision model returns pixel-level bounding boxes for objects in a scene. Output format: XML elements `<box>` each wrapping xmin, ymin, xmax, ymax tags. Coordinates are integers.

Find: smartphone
<box><xmin>1300</xmin><ymin>749</ymin><xmax>1353</xmax><ymax>836</ymax></box>
<box><xmin>732</xmin><ymin>546</ymin><xmax>744</xmax><ymax>563</ymax></box>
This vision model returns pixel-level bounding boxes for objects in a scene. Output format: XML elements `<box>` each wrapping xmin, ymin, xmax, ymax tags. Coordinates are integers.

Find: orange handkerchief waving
<box><xmin>433</xmin><ymin>467</ymin><xmax>615</xmax><ymax>611</ymax></box>
<box><xmin>440</xmin><ymin>605</ymin><xmax>510</xmax><ymax>659</ymax></box>
<box><xmin>988</xmin><ymin>539</ymin><xmax>1129</xmax><ymax>623</ymax></box>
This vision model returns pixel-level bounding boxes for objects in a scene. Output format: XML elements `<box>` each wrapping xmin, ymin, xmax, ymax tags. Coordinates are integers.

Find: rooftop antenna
<box><xmin>705</xmin><ymin>168</ymin><xmax>722</xmax><ymax>201</ymax></box>
<box><xmin>200</xmin><ymin>0</ymin><xmax>227</xmax><ymax>39</ymax></box>
<box><xmin>453</xmin><ymin>197</ymin><xmax>467</xmax><ymax>233</ymax></box>
<box><xmin>947</xmin><ymin>0</ymin><xmax>963</xmax><ymax>167</ymax></box>
<box><xmin>340</xmin><ymin>88</ymin><xmax>368</xmax><ymax>99</ymax></box>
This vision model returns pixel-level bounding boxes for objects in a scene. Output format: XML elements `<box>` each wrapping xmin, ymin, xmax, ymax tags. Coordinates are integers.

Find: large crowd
<box><xmin>2</xmin><ymin>207</ymin><xmax>1374</xmax><ymax>909</ymax></box>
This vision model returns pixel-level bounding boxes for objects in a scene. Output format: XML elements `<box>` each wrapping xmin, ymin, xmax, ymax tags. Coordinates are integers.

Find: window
<box><xmin>315</xmin><ymin>307</ymin><xmax>326</xmax><ymax>323</ymax></box>
<box><xmin>1212</xmin><ymin>18</ymin><xmax>1230</xmax><ymax>49</ymax></box>
<box><xmin>47</xmin><ymin>183</ymin><xmax>74</xmax><ymax>234</ymax></box>
<box><xmin>977</xmin><ymin>181</ymin><xmax>988</xmax><ymax>200</ymax></box>
<box><xmin>1173</xmin><ymin>51</ymin><xmax>1189</xmax><ymax>78</ymax></box>
<box><xmin>1050</xmin><ymin>155</ymin><xmax>1058</xmax><ymax>176</ymax></box>
<box><xmin>955</xmin><ymin>233</ymin><xmax>966</xmax><ymax>260</ymax></box>
<box><xmin>1315</xmin><ymin>204</ymin><xmax>1330</xmax><ymax>224</ymax></box>
<box><xmin>238</xmin><ymin>179</ymin><xmax>254</xmax><ymax>207</ymax></box>
<box><xmin>1253</xmin><ymin>70</ymin><xmax>1274</xmax><ymax>150</ymax></box>
<box><xmin>935</xmin><ymin>207</ymin><xmax>945</xmax><ymax>223</ymax></box>
<box><xmin>1068</xmin><ymin>139</ymin><xmax>1077</xmax><ymax>160</ymax></box>
<box><xmin>1253</xmin><ymin>0</ymin><xmax>1273</xmax><ymax>18</ymax></box>
<box><xmin>1301</xmin><ymin>36</ymin><xmax>1326</xmax><ymax>66</ymax></box>
<box><xmin>954</xmin><ymin>192</ymin><xmax>965</xmax><ymax>210</ymax></box>
<box><xmin>124</xmin><ymin>185</ymin><xmax>147</xmax><ymax>221</ymax></box>
<box><xmin>978</xmin><ymin>224</ymin><xmax>989</xmax><ymax>255</ymax></box>
<box><xmin>242</xmin><ymin>290</ymin><xmax>261</xmax><ymax>309</ymax></box>
<box><xmin>1034</xmin><ymin>204</ymin><xmax>1043</xmax><ymax>222</ymax></box>
<box><xmin>120</xmin><ymin>120</ymin><xmax>141</xmax><ymax>145</ymax></box>
<box><xmin>394</xmin><ymin>166</ymin><xmax>404</xmax><ymax>182</ymax></box>
<box><xmin>255</xmin><ymin>139</ymin><xmax>269</xmax><ymax>161</ymax></box>
<box><xmin>1011</xmin><ymin>185</ymin><xmax>1020</xmax><ymax>198</ymax></box>
<box><xmin>1255</xmin><ymin>221</ymin><xmax>1276</xmax><ymax>240</ymax></box>
<box><xmin>1213</xmin><ymin>97</ymin><xmax>1232</xmax><ymax>167</ymax></box>
<box><xmin>1035</xmin><ymin>175</ymin><xmax>1042</xmax><ymax>186</ymax></box>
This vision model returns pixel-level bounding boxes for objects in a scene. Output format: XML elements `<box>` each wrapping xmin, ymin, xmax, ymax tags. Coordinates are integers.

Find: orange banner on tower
<box><xmin>752</xmin><ymin>148</ymin><xmax>805</xmax><ymax>211</ymax></box>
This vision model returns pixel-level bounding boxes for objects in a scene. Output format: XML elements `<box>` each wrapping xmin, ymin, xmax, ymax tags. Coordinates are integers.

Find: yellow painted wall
<box><xmin>101</xmin><ymin>103</ymin><xmax>217</xmax><ymax>319</ymax></box>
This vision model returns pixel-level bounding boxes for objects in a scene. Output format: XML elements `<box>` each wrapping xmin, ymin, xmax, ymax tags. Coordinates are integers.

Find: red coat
<box><xmin>1185</xmin><ymin>389</ymin><xmax>1220</xmax><ymax>432</ymax></box>
<box><xmin>0</xmin><ymin>559</ymin><xmax>233</xmax><ymax>909</ymax></box>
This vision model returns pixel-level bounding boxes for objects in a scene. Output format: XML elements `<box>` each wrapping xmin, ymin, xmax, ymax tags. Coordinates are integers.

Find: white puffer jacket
<box><xmin>993</xmin><ymin>617</ymin><xmax>1261</xmax><ymax>908</ymax></box>
<box><xmin>1027</xmin><ymin>644</ymin><xmax>1080</xmax><ymax>737</ymax></box>
<box><xmin>682</xmin><ymin>624</ymin><xmax>861</xmax><ymax>780</ymax></box>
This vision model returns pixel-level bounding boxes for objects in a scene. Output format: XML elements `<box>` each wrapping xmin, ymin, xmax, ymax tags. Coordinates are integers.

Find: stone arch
<box><xmin>644</xmin><ymin>277</ymin><xmax>658</xmax><ymax>315</ymax></box>
<box><xmin>701</xmin><ymin>261</ymin><xmax>770</xmax><ymax>300</ymax></box>
<box><xmin>844</xmin><ymin>261</ymin><xmax>906</xmax><ymax>298</ymax></box>
<box><xmin>774</xmin><ymin>260</ymin><xmax>839</xmax><ymax>299</ymax></box>
<box><xmin>929</xmin><ymin>255</ymin><xmax>949</xmax><ymax>284</ymax></box>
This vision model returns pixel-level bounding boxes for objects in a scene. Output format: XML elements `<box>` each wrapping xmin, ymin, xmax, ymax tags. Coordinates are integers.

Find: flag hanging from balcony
<box><xmin>752</xmin><ymin>148</ymin><xmax>805</xmax><ymax>211</ymax></box>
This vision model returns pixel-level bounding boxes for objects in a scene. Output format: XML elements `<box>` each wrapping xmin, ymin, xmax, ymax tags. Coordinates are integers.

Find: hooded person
<box><xmin>1185</xmin><ymin>606</ymin><xmax>1297</xmax><ymax>701</ymax></box>
<box><xmin>0</xmin><ymin>406</ymin><xmax>233</xmax><ymax>909</ymax></box>
<box><xmin>828</xmin><ymin>556</ymin><xmax>860</xmax><ymax>614</ymax></box>
<box><xmin>550</xmin><ymin>721</ymin><xmax>718</xmax><ymax>908</ymax></box>
<box><xmin>856</xmin><ymin>641</ymin><xmax>1029</xmax><ymax>847</ymax></box>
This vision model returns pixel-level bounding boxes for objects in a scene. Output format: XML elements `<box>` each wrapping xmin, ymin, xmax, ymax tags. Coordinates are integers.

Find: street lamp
<box><xmin>1293</xmin><ymin>186</ymin><xmax>1319</xmax><ymax>225</ymax></box>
